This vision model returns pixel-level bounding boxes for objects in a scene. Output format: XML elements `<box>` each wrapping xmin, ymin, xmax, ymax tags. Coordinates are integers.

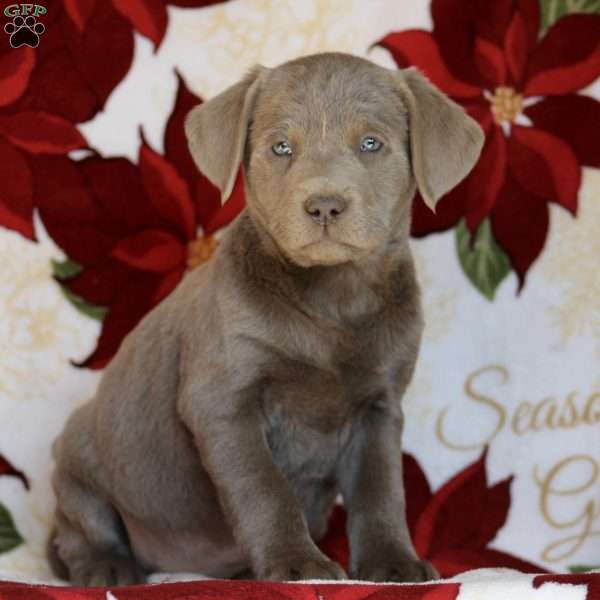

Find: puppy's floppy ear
<box><xmin>394</xmin><ymin>68</ymin><xmax>484</xmax><ymax>212</ymax></box>
<box><xmin>185</xmin><ymin>66</ymin><xmax>265</xmax><ymax>202</ymax></box>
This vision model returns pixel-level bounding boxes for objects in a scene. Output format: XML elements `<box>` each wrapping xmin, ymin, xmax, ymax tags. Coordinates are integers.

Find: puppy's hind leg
<box><xmin>46</xmin><ymin>526</ymin><xmax>69</xmax><ymax>581</ymax></box>
<box><xmin>51</xmin><ymin>475</ymin><xmax>145</xmax><ymax>586</ymax></box>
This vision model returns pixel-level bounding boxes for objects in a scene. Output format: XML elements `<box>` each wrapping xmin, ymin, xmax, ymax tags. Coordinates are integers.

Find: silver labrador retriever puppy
<box><xmin>48</xmin><ymin>52</ymin><xmax>483</xmax><ymax>586</ymax></box>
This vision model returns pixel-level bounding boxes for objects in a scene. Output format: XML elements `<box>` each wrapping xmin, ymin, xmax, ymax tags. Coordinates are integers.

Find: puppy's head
<box><xmin>185</xmin><ymin>53</ymin><xmax>483</xmax><ymax>267</ymax></box>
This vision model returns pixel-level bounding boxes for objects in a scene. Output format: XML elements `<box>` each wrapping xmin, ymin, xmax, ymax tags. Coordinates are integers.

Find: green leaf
<box><xmin>51</xmin><ymin>258</ymin><xmax>83</xmax><ymax>280</ymax></box>
<box><xmin>59</xmin><ymin>286</ymin><xmax>108</xmax><ymax>321</ymax></box>
<box><xmin>0</xmin><ymin>503</ymin><xmax>23</xmax><ymax>554</ymax></box>
<box><xmin>51</xmin><ymin>258</ymin><xmax>108</xmax><ymax>321</ymax></box>
<box><xmin>569</xmin><ymin>564</ymin><xmax>600</xmax><ymax>573</ymax></box>
<box><xmin>456</xmin><ymin>219</ymin><xmax>511</xmax><ymax>301</ymax></box>
<box><xmin>539</xmin><ymin>0</ymin><xmax>600</xmax><ymax>36</ymax></box>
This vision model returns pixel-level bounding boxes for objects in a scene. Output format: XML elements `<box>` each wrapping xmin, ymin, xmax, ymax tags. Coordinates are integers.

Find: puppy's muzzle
<box><xmin>304</xmin><ymin>195</ymin><xmax>347</xmax><ymax>226</ymax></box>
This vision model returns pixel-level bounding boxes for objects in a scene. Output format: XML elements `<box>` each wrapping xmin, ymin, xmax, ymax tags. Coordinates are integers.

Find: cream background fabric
<box><xmin>1</xmin><ymin>0</ymin><xmax>599</xmax><ymax>580</ymax></box>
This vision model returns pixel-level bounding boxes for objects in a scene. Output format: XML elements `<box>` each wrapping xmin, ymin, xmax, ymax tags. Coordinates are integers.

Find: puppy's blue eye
<box><xmin>272</xmin><ymin>141</ymin><xmax>292</xmax><ymax>156</ymax></box>
<box><xmin>360</xmin><ymin>136</ymin><xmax>382</xmax><ymax>152</ymax></box>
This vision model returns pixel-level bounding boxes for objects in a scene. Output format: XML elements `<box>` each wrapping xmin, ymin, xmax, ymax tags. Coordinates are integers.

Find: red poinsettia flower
<box><xmin>0</xmin><ymin>454</ymin><xmax>29</xmax><ymax>490</ymax></box>
<box><xmin>0</xmin><ymin>1</ymin><xmax>227</xmax><ymax>242</ymax></box>
<box><xmin>318</xmin><ymin>450</ymin><xmax>545</xmax><ymax>578</ymax></box>
<box><xmin>0</xmin><ymin>1</ymin><xmax>130</xmax><ymax>241</ymax></box>
<box><xmin>33</xmin><ymin>75</ymin><xmax>243</xmax><ymax>369</ymax></box>
<box><xmin>379</xmin><ymin>0</ymin><xmax>600</xmax><ymax>284</ymax></box>
<box><xmin>64</xmin><ymin>0</ymin><xmax>227</xmax><ymax>51</ymax></box>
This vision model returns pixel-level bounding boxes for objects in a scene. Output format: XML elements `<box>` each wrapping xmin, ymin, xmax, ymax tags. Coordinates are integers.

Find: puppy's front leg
<box><xmin>180</xmin><ymin>384</ymin><xmax>346</xmax><ymax>581</ymax></box>
<box><xmin>337</xmin><ymin>405</ymin><xmax>438</xmax><ymax>582</ymax></box>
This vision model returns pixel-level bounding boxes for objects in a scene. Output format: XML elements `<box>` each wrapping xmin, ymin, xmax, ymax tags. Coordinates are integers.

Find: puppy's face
<box><xmin>186</xmin><ymin>53</ymin><xmax>484</xmax><ymax>267</ymax></box>
<box><xmin>246</xmin><ymin>59</ymin><xmax>412</xmax><ymax>267</ymax></box>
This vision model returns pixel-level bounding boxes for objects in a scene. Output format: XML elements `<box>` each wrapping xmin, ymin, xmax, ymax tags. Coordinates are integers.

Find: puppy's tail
<box><xmin>46</xmin><ymin>526</ymin><xmax>69</xmax><ymax>581</ymax></box>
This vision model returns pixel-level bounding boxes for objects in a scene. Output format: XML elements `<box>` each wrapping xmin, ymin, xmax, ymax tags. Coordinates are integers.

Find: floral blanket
<box><xmin>0</xmin><ymin>0</ymin><xmax>599</xmax><ymax>598</ymax></box>
<box><xmin>1</xmin><ymin>571</ymin><xmax>600</xmax><ymax>600</ymax></box>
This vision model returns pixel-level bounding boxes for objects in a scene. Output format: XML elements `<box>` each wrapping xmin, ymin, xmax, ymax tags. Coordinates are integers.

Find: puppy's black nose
<box><xmin>304</xmin><ymin>195</ymin><xmax>347</xmax><ymax>225</ymax></box>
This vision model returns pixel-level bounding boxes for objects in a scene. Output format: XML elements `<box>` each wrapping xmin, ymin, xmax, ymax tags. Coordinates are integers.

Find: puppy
<box><xmin>48</xmin><ymin>52</ymin><xmax>483</xmax><ymax>585</ymax></box>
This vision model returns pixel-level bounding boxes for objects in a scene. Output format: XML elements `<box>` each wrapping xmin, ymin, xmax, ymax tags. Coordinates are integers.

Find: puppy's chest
<box><xmin>263</xmin><ymin>401</ymin><xmax>345</xmax><ymax>481</ymax></box>
<box><xmin>260</xmin><ymin>350</ymin><xmax>393</xmax><ymax>476</ymax></box>
<box><xmin>260</xmin><ymin>315</ymin><xmax>403</xmax><ymax>423</ymax></box>
<box><xmin>256</xmin><ymin>304</ymin><xmax>414</xmax><ymax>475</ymax></box>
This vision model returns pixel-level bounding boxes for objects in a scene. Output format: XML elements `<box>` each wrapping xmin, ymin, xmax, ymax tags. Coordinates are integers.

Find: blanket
<box><xmin>1</xmin><ymin>570</ymin><xmax>600</xmax><ymax>600</ymax></box>
<box><xmin>0</xmin><ymin>0</ymin><xmax>599</xmax><ymax>596</ymax></box>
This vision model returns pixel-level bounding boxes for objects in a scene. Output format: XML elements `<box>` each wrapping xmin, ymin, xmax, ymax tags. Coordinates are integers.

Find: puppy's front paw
<box><xmin>355</xmin><ymin>556</ymin><xmax>438</xmax><ymax>583</ymax></box>
<box><xmin>70</xmin><ymin>555</ymin><xmax>145</xmax><ymax>586</ymax></box>
<box><xmin>257</xmin><ymin>552</ymin><xmax>347</xmax><ymax>581</ymax></box>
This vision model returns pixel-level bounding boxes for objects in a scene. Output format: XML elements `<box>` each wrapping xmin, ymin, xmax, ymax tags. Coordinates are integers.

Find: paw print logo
<box><xmin>4</xmin><ymin>15</ymin><xmax>45</xmax><ymax>48</ymax></box>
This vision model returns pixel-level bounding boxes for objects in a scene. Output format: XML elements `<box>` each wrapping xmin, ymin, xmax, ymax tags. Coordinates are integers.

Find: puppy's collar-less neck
<box><xmin>225</xmin><ymin>210</ymin><xmax>414</xmax><ymax>323</ymax></box>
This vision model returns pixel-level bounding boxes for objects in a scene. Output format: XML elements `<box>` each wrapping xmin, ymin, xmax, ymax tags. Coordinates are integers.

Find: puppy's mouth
<box><xmin>299</xmin><ymin>226</ymin><xmax>355</xmax><ymax>250</ymax></box>
<box><xmin>288</xmin><ymin>227</ymin><xmax>373</xmax><ymax>267</ymax></box>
